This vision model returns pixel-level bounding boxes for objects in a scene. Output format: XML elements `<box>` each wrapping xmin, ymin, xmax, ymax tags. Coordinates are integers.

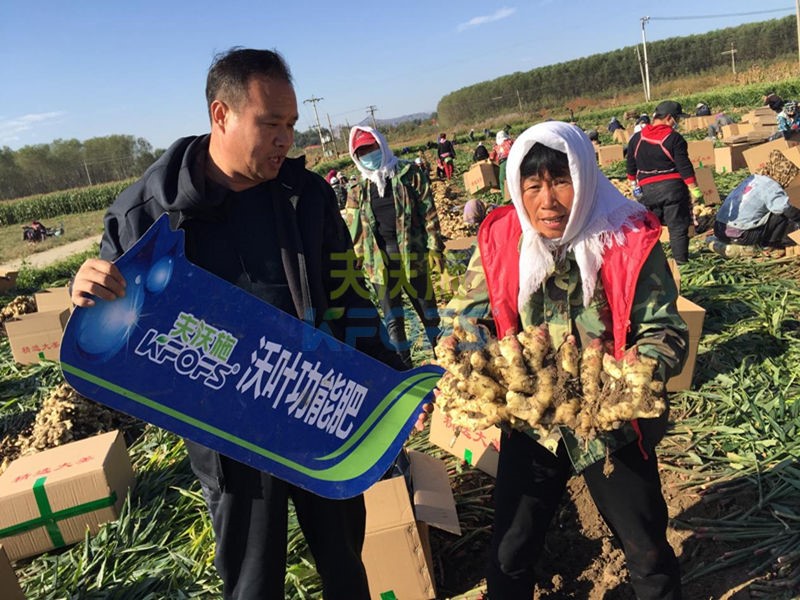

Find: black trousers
<box><xmin>372</xmin><ymin>252</ymin><xmax>440</xmax><ymax>366</ymax></box>
<box><xmin>640</xmin><ymin>179</ymin><xmax>692</xmax><ymax>264</ymax></box>
<box><xmin>714</xmin><ymin>206</ymin><xmax>800</xmax><ymax>248</ymax></box>
<box><xmin>196</xmin><ymin>452</ymin><xmax>371</xmax><ymax>600</ymax></box>
<box><xmin>486</xmin><ymin>430</ymin><xmax>682</xmax><ymax>599</ymax></box>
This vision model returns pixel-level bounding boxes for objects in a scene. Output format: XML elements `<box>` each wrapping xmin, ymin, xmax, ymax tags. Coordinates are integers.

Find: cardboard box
<box><xmin>597</xmin><ymin>145</ymin><xmax>624</xmax><ymax>167</ymax></box>
<box><xmin>786</xmin><ymin>173</ymin><xmax>800</xmax><ymax>209</ymax></box>
<box><xmin>0</xmin><ymin>271</ymin><xmax>18</xmax><ymax>294</ymax></box>
<box><xmin>463</xmin><ymin>161</ymin><xmax>499</xmax><ymax>195</ymax></box>
<box><xmin>0</xmin><ymin>431</ymin><xmax>134</xmax><ymax>561</ymax></box>
<box><xmin>693</xmin><ymin>166</ymin><xmax>721</xmax><ymax>205</ymax></box>
<box><xmin>681</xmin><ymin>115</ymin><xmax>714</xmax><ymax>132</ymax></box>
<box><xmin>667</xmin><ymin>296</ymin><xmax>706</xmax><ymax>392</ymax></box>
<box><xmin>687</xmin><ymin>140</ymin><xmax>715</xmax><ymax>168</ymax></box>
<box><xmin>34</xmin><ymin>286</ymin><xmax>72</xmax><ymax>313</ymax></box>
<box><xmin>786</xmin><ymin>230</ymin><xmax>800</xmax><ymax>257</ymax></box>
<box><xmin>721</xmin><ymin>122</ymin><xmax>753</xmax><ymax>139</ymax></box>
<box><xmin>362</xmin><ymin>451</ymin><xmax>460</xmax><ymax>600</ymax></box>
<box><xmin>428</xmin><ymin>405</ymin><xmax>501</xmax><ymax>477</ymax></box>
<box><xmin>444</xmin><ymin>237</ymin><xmax>477</xmax><ymax>252</ymax></box>
<box><xmin>4</xmin><ymin>309</ymin><xmax>69</xmax><ymax>365</ymax></box>
<box><xmin>743</xmin><ymin>139</ymin><xmax>800</xmax><ymax>174</ymax></box>
<box><xmin>779</xmin><ymin>145</ymin><xmax>800</xmax><ymax>170</ymax></box>
<box><xmin>612</xmin><ymin>129</ymin><xmax>629</xmax><ymax>144</ymax></box>
<box><xmin>0</xmin><ymin>545</ymin><xmax>25</xmax><ymax>600</ymax></box>
<box><xmin>714</xmin><ymin>144</ymin><xmax>752</xmax><ymax>173</ymax></box>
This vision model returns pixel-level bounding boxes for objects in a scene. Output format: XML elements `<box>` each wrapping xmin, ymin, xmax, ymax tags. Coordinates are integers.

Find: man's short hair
<box><xmin>206</xmin><ymin>48</ymin><xmax>293</xmax><ymax>116</ymax></box>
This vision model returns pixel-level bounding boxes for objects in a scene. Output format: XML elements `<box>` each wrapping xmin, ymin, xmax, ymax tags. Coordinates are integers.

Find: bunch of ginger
<box><xmin>433</xmin><ymin>318</ymin><xmax>666</xmax><ymax>440</ymax></box>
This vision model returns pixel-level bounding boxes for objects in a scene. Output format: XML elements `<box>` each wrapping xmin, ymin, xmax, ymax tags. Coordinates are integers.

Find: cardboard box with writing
<box><xmin>0</xmin><ymin>271</ymin><xmax>18</xmax><ymax>294</ymax></box>
<box><xmin>429</xmin><ymin>405</ymin><xmax>501</xmax><ymax>477</ymax></box>
<box><xmin>743</xmin><ymin>139</ymin><xmax>800</xmax><ymax>174</ymax></box>
<box><xmin>362</xmin><ymin>451</ymin><xmax>460</xmax><ymax>600</ymax></box>
<box><xmin>4</xmin><ymin>309</ymin><xmax>69</xmax><ymax>365</ymax></box>
<box><xmin>463</xmin><ymin>161</ymin><xmax>499</xmax><ymax>195</ymax></box>
<box><xmin>0</xmin><ymin>430</ymin><xmax>134</xmax><ymax>561</ymax></box>
<box><xmin>0</xmin><ymin>544</ymin><xmax>25</xmax><ymax>600</ymax></box>
<box><xmin>687</xmin><ymin>140</ymin><xmax>715</xmax><ymax>168</ymax></box>
<box><xmin>34</xmin><ymin>286</ymin><xmax>73</xmax><ymax>314</ymax></box>
<box><xmin>714</xmin><ymin>144</ymin><xmax>752</xmax><ymax>173</ymax></box>
<box><xmin>666</xmin><ymin>296</ymin><xmax>706</xmax><ymax>392</ymax></box>
<box><xmin>693</xmin><ymin>166</ymin><xmax>721</xmax><ymax>205</ymax></box>
<box><xmin>597</xmin><ymin>145</ymin><xmax>624</xmax><ymax>167</ymax></box>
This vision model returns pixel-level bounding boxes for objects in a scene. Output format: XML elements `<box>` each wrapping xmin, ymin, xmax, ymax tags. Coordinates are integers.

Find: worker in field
<box><xmin>437</xmin><ymin>132</ymin><xmax>456</xmax><ymax>180</ymax></box>
<box><xmin>473</xmin><ymin>141</ymin><xmax>490</xmax><ymax>162</ymax></box>
<box><xmin>694</xmin><ymin>102</ymin><xmax>711</xmax><ymax>117</ymax></box>
<box><xmin>764</xmin><ymin>90</ymin><xmax>785</xmax><ymax>113</ymax></box>
<box><xmin>626</xmin><ymin>100</ymin><xmax>703</xmax><ymax>264</ymax></box>
<box><xmin>70</xmin><ymin>47</ymin><xmax>407</xmax><ymax>600</ymax></box>
<box><xmin>440</xmin><ymin>120</ymin><xmax>686</xmax><ymax>599</ymax></box>
<box><xmin>490</xmin><ymin>130</ymin><xmax>514</xmax><ymax>199</ymax></box>
<box><xmin>776</xmin><ymin>101</ymin><xmax>800</xmax><ymax>141</ymax></box>
<box><xmin>713</xmin><ymin>174</ymin><xmax>800</xmax><ymax>250</ymax></box>
<box><xmin>346</xmin><ymin>125</ymin><xmax>444</xmax><ymax>366</ymax></box>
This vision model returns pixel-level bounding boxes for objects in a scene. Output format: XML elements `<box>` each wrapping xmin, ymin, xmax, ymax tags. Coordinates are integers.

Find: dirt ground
<box><xmin>0</xmin><ymin>235</ymin><xmax>100</xmax><ymax>273</ymax></box>
<box><xmin>430</xmin><ymin>459</ymin><xmax>774</xmax><ymax>600</ymax></box>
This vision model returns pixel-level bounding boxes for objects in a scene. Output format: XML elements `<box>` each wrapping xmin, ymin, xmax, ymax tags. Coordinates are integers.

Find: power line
<box><xmin>649</xmin><ymin>7</ymin><xmax>793</xmax><ymax>21</ymax></box>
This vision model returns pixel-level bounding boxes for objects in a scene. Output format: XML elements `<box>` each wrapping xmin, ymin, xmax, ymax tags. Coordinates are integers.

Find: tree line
<box><xmin>0</xmin><ymin>135</ymin><xmax>160</xmax><ymax>201</ymax></box>
<box><xmin>437</xmin><ymin>16</ymin><xmax>798</xmax><ymax>125</ymax></box>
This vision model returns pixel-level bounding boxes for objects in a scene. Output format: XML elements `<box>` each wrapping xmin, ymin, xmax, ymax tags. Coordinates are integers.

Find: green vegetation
<box><xmin>438</xmin><ymin>16</ymin><xmax>799</xmax><ymax>125</ymax></box>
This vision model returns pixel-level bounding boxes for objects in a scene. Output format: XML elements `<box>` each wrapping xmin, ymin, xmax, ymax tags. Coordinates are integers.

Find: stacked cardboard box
<box><xmin>681</xmin><ymin>115</ymin><xmax>714</xmax><ymax>132</ymax></box>
<box><xmin>714</xmin><ymin>143</ymin><xmax>755</xmax><ymax>173</ymax></box>
<box><xmin>4</xmin><ymin>286</ymin><xmax>73</xmax><ymax>365</ymax></box>
<box><xmin>0</xmin><ymin>431</ymin><xmax>135</xmax><ymax>561</ymax></box>
<box><xmin>362</xmin><ymin>451</ymin><xmax>460</xmax><ymax>600</ymax></box>
<box><xmin>463</xmin><ymin>161</ymin><xmax>499</xmax><ymax>195</ymax></box>
<box><xmin>743</xmin><ymin>138</ymin><xmax>800</xmax><ymax>174</ymax></box>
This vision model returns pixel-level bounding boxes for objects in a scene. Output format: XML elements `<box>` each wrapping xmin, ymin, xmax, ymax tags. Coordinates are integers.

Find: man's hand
<box><xmin>71</xmin><ymin>258</ymin><xmax>126</xmax><ymax>307</ymax></box>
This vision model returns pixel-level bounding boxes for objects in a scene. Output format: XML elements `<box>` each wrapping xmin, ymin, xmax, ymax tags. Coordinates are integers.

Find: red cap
<box><xmin>352</xmin><ymin>130</ymin><xmax>377</xmax><ymax>151</ymax></box>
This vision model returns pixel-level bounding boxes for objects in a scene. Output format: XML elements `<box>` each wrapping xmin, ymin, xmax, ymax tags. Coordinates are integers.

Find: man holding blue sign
<box><xmin>71</xmin><ymin>48</ymin><xmax>407</xmax><ymax>600</ymax></box>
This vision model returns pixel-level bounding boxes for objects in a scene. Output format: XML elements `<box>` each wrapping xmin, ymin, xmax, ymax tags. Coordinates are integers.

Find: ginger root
<box><xmin>433</xmin><ymin>321</ymin><xmax>667</xmax><ymax>438</ymax></box>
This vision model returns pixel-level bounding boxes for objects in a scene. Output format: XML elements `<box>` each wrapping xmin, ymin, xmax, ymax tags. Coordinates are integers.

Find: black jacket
<box><xmin>102</xmin><ymin>135</ymin><xmax>395</xmax><ymax>348</ymax></box>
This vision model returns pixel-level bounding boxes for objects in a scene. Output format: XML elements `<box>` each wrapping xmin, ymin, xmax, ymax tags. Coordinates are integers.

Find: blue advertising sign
<box><xmin>60</xmin><ymin>215</ymin><xmax>443</xmax><ymax>499</ymax></box>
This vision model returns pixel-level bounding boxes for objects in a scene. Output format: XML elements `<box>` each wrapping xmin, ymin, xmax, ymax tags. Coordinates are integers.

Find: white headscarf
<box><xmin>496</xmin><ymin>130</ymin><xmax>510</xmax><ymax>145</ymax></box>
<box><xmin>506</xmin><ymin>121</ymin><xmax>648</xmax><ymax>310</ymax></box>
<box><xmin>348</xmin><ymin>125</ymin><xmax>398</xmax><ymax>197</ymax></box>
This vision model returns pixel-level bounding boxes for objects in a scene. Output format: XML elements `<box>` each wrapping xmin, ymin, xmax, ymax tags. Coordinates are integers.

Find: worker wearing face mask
<box><xmin>345</xmin><ymin>126</ymin><xmax>444</xmax><ymax>366</ymax></box>
<box><xmin>626</xmin><ymin>100</ymin><xmax>702</xmax><ymax>264</ymax></box>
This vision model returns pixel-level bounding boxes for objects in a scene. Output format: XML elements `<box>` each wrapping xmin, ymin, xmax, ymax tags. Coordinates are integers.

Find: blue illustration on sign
<box><xmin>60</xmin><ymin>215</ymin><xmax>443</xmax><ymax>499</ymax></box>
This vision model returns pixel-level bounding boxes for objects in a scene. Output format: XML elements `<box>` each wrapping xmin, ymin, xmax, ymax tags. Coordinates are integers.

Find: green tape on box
<box><xmin>0</xmin><ymin>476</ymin><xmax>117</xmax><ymax>548</ymax></box>
<box><xmin>464</xmin><ymin>448</ymin><xmax>473</xmax><ymax>465</ymax></box>
<box><xmin>380</xmin><ymin>592</ymin><xmax>397</xmax><ymax>600</ymax></box>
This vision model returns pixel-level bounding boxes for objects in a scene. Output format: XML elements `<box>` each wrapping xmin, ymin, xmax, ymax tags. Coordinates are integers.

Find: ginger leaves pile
<box><xmin>434</xmin><ymin>319</ymin><xmax>666</xmax><ymax>440</ymax></box>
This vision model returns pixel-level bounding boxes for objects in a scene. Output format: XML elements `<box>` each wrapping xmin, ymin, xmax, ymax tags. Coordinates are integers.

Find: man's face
<box><xmin>216</xmin><ymin>76</ymin><xmax>298</xmax><ymax>188</ymax></box>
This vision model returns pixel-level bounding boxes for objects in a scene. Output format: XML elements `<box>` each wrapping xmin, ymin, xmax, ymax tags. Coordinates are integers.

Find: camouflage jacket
<box><xmin>345</xmin><ymin>161</ymin><xmax>444</xmax><ymax>286</ymax></box>
<box><xmin>442</xmin><ymin>220</ymin><xmax>688</xmax><ymax>472</ymax></box>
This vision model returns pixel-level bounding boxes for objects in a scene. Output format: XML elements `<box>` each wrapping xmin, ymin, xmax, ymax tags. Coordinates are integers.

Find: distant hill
<box><xmin>357</xmin><ymin>112</ymin><xmax>433</xmax><ymax>127</ymax></box>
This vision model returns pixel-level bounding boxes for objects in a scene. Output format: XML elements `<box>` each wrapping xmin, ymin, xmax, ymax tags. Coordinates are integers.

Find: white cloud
<box><xmin>0</xmin><ymin>112</ymin><xmax>65</xmax><ymax>145</ymax></box>
<box><xmin>457</xmin><ymin>7</ymin><xmax>516</xmax><ymax>32</ymax></box>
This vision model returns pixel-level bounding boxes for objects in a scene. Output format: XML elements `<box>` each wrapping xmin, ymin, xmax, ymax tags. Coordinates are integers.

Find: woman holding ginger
<box><xmin>437</xmin><ymin>121</ymin><xmax>687</xmax><ymax>599</ymax></box>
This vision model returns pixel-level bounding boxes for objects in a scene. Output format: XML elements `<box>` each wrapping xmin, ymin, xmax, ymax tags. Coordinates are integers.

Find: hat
<box><xmin>696</xmin><ymin>103</ymin><xmax>705</xmax><ymax>109</ymax></box>
<box><xmin>352</xmin><ymin>129</ymin><xmax>377</xmax><ymax>151</ymax></box>
<box><xmin>654</xmin><ymin>100</ymin><xmax>690</xmax><ymax>119</ymax></box>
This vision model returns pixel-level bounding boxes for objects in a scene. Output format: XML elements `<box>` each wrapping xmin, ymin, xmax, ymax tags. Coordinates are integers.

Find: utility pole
<box><xmin>635</xmin><ymin>46</ymin><xmax>647</xmax><ymax>101</ymax></box>
<box><xmin>326</xmin><ymin>113</ymin><xmax>339</xmax><ymax>156</ymax></box>
<box><xmin>82</xmin><ymin>159</ymin><xmax>93</xmax><ymax>186</ymax></box>
<box><xmin>366</xmin><ymin>105</ymin><xmax>378</xmax><ymax>130</ymax></box>
<box><xmin>516</xmin><ymin>89</ymin><xmax>523</xmax><ymax>113</ymax></box>
<box><xmin>640</xmin><ymin>16</ymin><xmax>651</xmax><ymax>102</ymax></box>
<box><xmin>303</xmin><ymin>95</ymin><xmax>327</xmax><ymax>155</ymax></box>
<box><xmin>721</xmin><ymin>42</ymin><xmax>737</xmax><ymax>75</ymax></box>
<box><xmin>796</xmin><ymin>0</ymin><xmax>800</xmax><ymax>67</ymax></box>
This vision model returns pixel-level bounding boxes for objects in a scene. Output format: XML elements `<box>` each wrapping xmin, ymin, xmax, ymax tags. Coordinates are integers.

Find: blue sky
<box><xmin>1</xmin><ymin>1</ymin><xmax>795</xmax><ymax>151</ymax></box>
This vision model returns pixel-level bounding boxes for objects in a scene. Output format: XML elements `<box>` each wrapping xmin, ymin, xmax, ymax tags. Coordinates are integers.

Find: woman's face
<box><xmin>521</xmin><ymin>169</ymin><xmax>574</xmax><ymax>239</ymax></box>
